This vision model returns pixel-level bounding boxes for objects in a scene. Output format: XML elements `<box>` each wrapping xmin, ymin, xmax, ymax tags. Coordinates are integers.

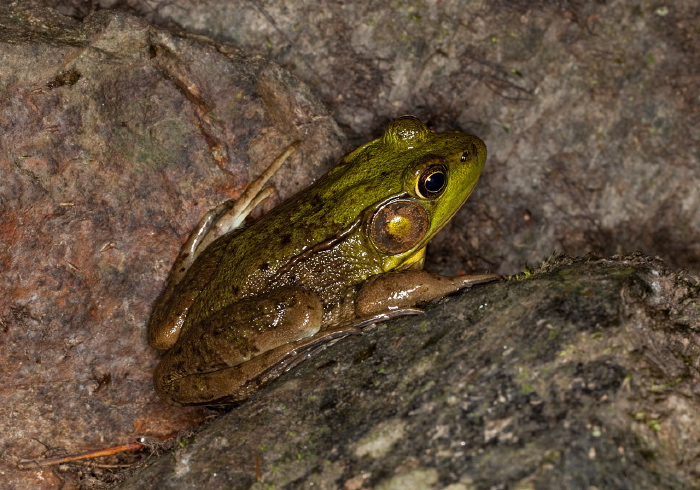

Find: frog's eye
<box><xmin>416</xmin><ymin>165</ymin><xmax>447</xmax><ymax>199</ymax></box>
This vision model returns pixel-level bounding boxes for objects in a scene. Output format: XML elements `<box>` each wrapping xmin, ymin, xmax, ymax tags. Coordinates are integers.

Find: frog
<box><xmin>148</xmin><ymin>116</ymin><xmax>499</xmax><ymax>405</ymax></box>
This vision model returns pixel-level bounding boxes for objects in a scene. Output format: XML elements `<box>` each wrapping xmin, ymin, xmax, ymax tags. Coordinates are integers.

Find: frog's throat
<box><xmin>396</xmin><ymin>247</ymin><xmax>426</xmax><ymax>271</ymax></box>
<box><xmin>274</xmin><ymin>219</ymin><xmax>362</xmax><ymax>278</ymax></box>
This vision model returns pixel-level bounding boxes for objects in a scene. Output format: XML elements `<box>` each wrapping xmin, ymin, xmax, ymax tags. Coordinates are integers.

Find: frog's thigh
<box><xmin>356</xmin><ymin>269</ymin><xmax>500</xmax><ymax>318</ymax></box>
<box><xmin>154</xmin><ymin>287</ymin><xmax>324</xmax><ymax>405</ymax></box>
<box><xmin>148</xmin><ymin>236</ymin><xmax>232</xmax><ymax>351</ymax></box>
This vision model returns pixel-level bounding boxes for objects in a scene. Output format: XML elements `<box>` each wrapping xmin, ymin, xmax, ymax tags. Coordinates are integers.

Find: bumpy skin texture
<box><xmin>149</xmin><ymin>116</ymin><xmax>498</xmax><ymax>405</ymax></box>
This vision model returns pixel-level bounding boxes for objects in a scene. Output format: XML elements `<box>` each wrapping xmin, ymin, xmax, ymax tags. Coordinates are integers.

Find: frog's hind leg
<box><xmin>169</xmin><ymin>141</ymin><xmax>299</xmax><ymax>287</ymax></box>
<box><xmin>192</xmin><ymin>142</ymin><xmax>300</xmax><ymax>259</ymax></box>
<box><xmin>153</xmin><ymin>286</ymin><xmax>352</xmax><ymax>405</ymax></box>
<box><xmin>159</xmin><ymin>326</ymin><xmax>361</xmax><ymax>406</ymax></box>
<box><xmin>148</xmin><ymin>143</ymin><xmax>299</xmax><ymax>351</ymax></box>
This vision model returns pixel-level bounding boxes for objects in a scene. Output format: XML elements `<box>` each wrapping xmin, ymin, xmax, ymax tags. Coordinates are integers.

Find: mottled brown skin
<box><xmin>149</xmin><ymin>116</ymin><xmax>499</xmax><ymax>405</ymax></box>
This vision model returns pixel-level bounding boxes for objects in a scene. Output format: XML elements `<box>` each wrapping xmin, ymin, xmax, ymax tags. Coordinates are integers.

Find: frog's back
<box><xmin>182</xmin><ymin>116</ymin><xmax>487</xmax><ymax>327</ymax></box>
<box><xmin>192</xmin><ymin>166</ymin><xmax>399</xmax><ymax>310</ymax></box>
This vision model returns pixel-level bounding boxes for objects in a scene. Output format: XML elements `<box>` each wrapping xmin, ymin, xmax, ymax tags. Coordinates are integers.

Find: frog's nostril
<box><xmin>472</xmin><ymin>142</ymin><xmax>478</xmax><ymax>158</ymax></box>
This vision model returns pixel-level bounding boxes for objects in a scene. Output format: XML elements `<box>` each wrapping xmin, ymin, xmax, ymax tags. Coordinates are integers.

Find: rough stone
<box><xmin>117</xmin><ymin>255</ymin><xmax>700</xmax><ymax>489</ymax></box>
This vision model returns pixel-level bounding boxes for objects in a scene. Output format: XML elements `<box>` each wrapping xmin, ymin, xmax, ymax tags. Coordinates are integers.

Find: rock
<box><xmin>4</xmin><ymin>1</ymin><xmax>700</xmax><ymax>488</ymax></box>
<box><xmin>139</xmin><ymin>0</ymin><xmax>700</xmax><ymax>277</ymax></box>
<box><xmin>35</xmin><ymin>0</ymin><xmax>700</xmax><ymax>276</ymax></box>
<box><xmin>0</xmin><ymin>3</ymin><xmax>343</xmax><ymax>488</ymax></box>
<box><xmin>117</xmin><ymin>254</ymin><xmax>700</xmax><ymax>489</ymax></box>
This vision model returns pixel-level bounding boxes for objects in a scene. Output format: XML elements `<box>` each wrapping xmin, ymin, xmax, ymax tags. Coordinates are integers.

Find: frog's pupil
<box><xmin>425</xmin><ymin>172</ymin><xmax>445</xmax><ymax>192</ymax></box>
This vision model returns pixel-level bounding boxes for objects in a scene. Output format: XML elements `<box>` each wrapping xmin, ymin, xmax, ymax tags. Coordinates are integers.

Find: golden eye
<box><xmin>416</xmin><ymin>165</ymin><xmax>447</xmax><ymax>198</ymax></box>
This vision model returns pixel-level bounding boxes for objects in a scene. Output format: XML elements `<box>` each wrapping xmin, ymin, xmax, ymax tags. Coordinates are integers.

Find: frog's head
<box><xmin>360</xmin><ymin>116</ymin><xmax>488</xmax><ymax>271</ymax></box>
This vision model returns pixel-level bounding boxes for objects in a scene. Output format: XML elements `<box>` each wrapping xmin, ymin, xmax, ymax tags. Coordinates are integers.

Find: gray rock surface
<box><xmin>117</xmin><ymin>255</ymin><xmax>700</xmax><ymax>489</ymax></box>
<box><xmin>45</xmin><ymin>0</ymin><xmax>700</xmax><ymax>276</ymax></box>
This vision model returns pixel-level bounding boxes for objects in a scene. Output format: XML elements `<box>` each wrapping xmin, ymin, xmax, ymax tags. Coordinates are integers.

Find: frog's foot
<box><xmin>167</xmin><ymin>142</ymin><xmax>299</xmax><ymax>289</ymax></box>
<box><xmin>196</xmin><ymin>142</ymin><xmax>300</xmax><ymax>254</ymax></box>
<box><xmin>356</xmin><ymin>269</ymin><xmax>501</xmax><ymax>318</ymax></box>
<box><xmin>252</xmin><ymin>325</ymin><xmax>363</xmax><ymax>383</ymax></box>
<box><xmin>353</xmin><ymin>308</ymin><xmax>424</xmax><ymax>328</ymax></box>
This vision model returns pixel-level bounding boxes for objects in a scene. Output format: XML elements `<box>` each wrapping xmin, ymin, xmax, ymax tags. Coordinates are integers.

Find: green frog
<box><xmin>148</xmin><ymin>116</ymin><xmax>499</xmax><ymax>405</ymax></box>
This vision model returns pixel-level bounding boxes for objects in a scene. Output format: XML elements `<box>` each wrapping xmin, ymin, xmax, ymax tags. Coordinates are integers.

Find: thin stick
<box><xmin>18</xmin><ymin>433</ymin><xmax>179</xmax><ymax>469</ymax></box>
<box><xmin>18</xmin><ymin>441</ymin><xmax>145</xmax><ymax>468</ymax></box>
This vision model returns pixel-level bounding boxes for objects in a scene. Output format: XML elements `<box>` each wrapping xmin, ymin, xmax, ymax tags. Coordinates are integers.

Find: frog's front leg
<box><xmin>355</xmin><ymin>269</ymin><xmax>501</xmax><ymax>320</ymax></box>
<box><xmin>153</xmin><ymin>286</ymin><xmax>347</xmax><ymax>405</ymax></box>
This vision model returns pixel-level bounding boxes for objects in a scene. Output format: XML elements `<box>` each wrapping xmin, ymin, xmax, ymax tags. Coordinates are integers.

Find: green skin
<box><xmin>148</xmin><ymin>116</ymin><xmax>499</xmax><ymax>405</ymax></box>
